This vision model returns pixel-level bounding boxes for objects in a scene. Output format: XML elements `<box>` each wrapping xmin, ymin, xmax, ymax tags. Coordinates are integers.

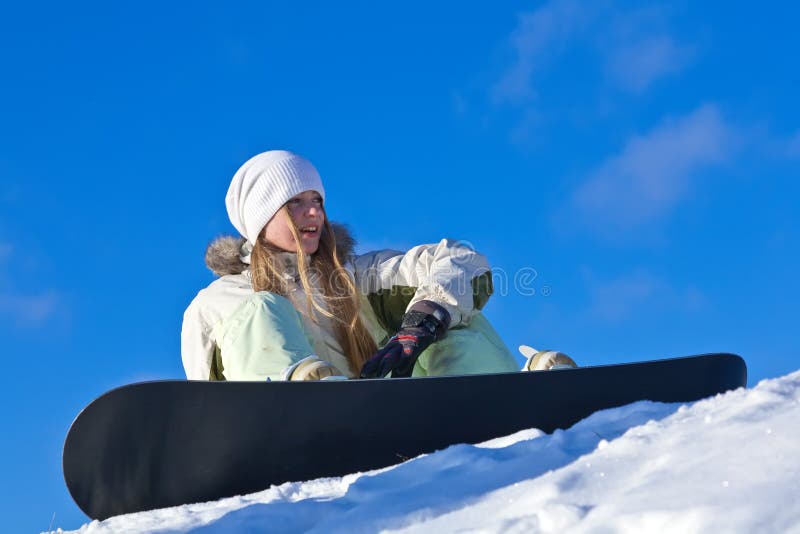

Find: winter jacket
<box><xmin>181</xmin><ymin>224</ymin><xmax>518</xmax><ymax>381</ymax></box>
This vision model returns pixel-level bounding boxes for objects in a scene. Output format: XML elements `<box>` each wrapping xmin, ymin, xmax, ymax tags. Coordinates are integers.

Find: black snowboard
<box><xmin>64</xmin><ymin>353</ymin><xmax>746</xmax><ymax>520</ymax></box>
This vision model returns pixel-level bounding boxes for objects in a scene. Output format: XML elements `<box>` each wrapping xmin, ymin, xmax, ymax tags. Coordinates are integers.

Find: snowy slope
<box><xmin>61</xmin><ymin>370</ymin><xmax>800</xmax><ymax>533</ymax></box>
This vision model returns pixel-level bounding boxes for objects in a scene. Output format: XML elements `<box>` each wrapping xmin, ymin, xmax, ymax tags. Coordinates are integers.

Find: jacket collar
<box><xmin>204</xmin><ymin>222</ymin><xmax>355</xmax><ymax>277</ymax></box>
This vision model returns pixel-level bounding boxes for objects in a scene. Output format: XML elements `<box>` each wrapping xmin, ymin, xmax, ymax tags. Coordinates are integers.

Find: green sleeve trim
<box><xmin>209</xmin><ymin>345</ymin><xmax>226</xmax><ymax>381</ymax></box>
<box><xmin>472</xmin><ymin>271</ymin><xmax>494</xmax><ymax>311</ymax></box>
<box><xmin>366</xmin><ymin>285</ymin><xmax>416</xmax><ymax>333</ymax></box>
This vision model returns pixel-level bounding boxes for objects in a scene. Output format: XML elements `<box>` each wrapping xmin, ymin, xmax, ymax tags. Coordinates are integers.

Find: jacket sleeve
<box><xmin>181</xmin><ymin>298</ymin><xmax>216</xmax><ymax>380</ymax></box>
<box><xmin>351</xmin><ymin>238</ymin><xmax>494</xmax><ymax>333</ymax></box>
<box><xmin>211</xmin><ymin>292</ymin><xmax>317</xmax><ymax>381</ymax></box>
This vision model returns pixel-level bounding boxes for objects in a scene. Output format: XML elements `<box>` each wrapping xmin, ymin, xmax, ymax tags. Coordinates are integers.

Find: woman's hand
<box><xmin>282</xmin><ymin>355</ymin><xmax>346</xmax><ymax>381</ymax></box>
<box><xmin>360</xmin><ymin>301</ymin><xmax>451</xmax><ymax>379</ymax></box>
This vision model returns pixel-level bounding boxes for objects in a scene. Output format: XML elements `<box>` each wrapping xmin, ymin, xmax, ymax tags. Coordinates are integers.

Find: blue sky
<box><xmin>1</xmin><ymin>1</ymin><xmax>798</xmax><ymax>531</ymax></box>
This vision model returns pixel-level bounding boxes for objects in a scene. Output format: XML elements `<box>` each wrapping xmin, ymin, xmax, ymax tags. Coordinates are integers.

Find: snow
<box><xmin>57</xmin><ymin>371</ymin><xmax>800</xmax><ymax>533</ymax></box>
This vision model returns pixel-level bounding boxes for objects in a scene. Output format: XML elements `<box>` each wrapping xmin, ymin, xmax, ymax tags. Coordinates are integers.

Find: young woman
<box><xmin>181</xmin><ymin>150</ymin><xmax>566</xmax><ymax>381</ymax></box>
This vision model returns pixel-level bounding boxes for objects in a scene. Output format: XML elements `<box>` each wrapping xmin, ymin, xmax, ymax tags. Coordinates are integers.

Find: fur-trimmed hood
<box><xmin>204</xmin><ymin>222</ymin><xmax>356</xmax><ymax>277</ymax></box>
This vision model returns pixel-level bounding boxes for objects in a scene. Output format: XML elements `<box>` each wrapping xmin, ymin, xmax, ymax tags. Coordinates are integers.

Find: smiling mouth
<box><xmin>299</xmin><ymin>226</ymin><xmax>319</xmax><ymax>236</ymax></box>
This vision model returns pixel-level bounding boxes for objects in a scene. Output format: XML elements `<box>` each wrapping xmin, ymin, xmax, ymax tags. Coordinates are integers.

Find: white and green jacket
<box><xmin>181</xmin><ymin>225</ymin><xmax>517</xmax><ymax>381</ymax></box>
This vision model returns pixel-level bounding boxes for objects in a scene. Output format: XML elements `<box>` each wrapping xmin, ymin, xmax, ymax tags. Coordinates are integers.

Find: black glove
<box><xmin>360</xmin><ymin>300</ymin><xmax>451</xmax><ymax>379</ymax></box>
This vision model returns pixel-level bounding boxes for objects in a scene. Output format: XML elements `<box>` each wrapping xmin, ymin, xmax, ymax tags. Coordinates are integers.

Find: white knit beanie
<box><xmin>225</xmin><ymin>150</ymin><xmax>325</xmax><ymax>245</ymax></box>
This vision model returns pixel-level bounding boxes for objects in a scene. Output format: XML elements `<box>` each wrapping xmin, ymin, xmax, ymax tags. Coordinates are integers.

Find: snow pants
<box><xmin>213</xmin><ymin>292</ymin><xmax>520</xmax><ymax>381</ymax></box>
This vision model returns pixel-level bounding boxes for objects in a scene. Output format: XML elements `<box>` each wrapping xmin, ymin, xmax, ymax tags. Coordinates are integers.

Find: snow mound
<box><xmin>60</xmin><ymin>370</ymin><xmax>800</xmax><ymax>533</ymax></box>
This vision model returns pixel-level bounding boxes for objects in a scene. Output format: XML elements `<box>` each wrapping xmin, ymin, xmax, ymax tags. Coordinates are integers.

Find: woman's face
<box><xmin>262</xmin><ymin>190</ymin><xmax>325</xmax><ymax>254</ymax></box>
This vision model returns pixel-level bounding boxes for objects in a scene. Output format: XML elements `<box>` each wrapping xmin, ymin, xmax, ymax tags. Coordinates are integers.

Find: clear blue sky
<box><xmin>2</xmin><ymin>1</ymin><xmax>798</xmax><ymax>531</ymax></box>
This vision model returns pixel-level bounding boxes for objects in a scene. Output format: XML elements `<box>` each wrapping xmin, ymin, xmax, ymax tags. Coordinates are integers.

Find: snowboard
<box><xmin>64</xmin><ymin>353</ymin><xmax>746</xmax><ymax>520</ymax></box>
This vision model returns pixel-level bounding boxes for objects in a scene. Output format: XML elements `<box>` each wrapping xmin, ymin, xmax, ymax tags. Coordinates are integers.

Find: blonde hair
<box><xmin>250</xmin><ymin>206</ymin><xmax>377</xmax><ymax>374</ymax></box>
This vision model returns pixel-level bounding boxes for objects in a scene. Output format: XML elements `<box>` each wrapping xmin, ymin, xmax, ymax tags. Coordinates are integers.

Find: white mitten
<box><xmin>282</xmin><ymin>356</ymin><xmax>348</xmax><ymax>381</ymax></box>
<box><xmin>519</xmin><ymin>345</ymin><xmax>577</xmax><ymax>371</ymax></box>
